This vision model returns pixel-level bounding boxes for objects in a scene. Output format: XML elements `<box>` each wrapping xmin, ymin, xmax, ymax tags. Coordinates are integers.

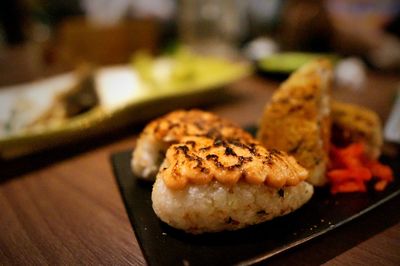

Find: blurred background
<box><xmin>0</xmin><ymin>0</ymin><xmax>399</xmax><ymax>85</ymax></box>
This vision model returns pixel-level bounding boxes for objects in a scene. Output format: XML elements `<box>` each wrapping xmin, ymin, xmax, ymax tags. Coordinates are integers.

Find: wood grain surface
<box><xmin>1</xmin><ymin>70</ymin><xmax>400</xmax><ymax>265</ymax></box>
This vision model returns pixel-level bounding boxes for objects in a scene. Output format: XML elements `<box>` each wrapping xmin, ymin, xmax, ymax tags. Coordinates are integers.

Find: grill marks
<box><xmin>205</xmin><ymin>152</ymin><xmax>253</xmax><ymax>171</ymax></box>
<box><xmin>177</xmin><ymin>138</ymin><xmax>256</xmax><ymax>172</ymax></box>
<box><xmin>165</xmin><ymin>113</ymin><xmax>214</xmax><ymax>137</ymax></box>
<box><xmin>208</xmin><ymin>138</ymin><xmax>257</xmax><ymax>171</ymax></box>
<box><xmin>148</xmin><ymin>109</ymin><xmax>254</xmax><ymax>144</ymax></box>
<box><xmin>206</xmin><ymin>154</ymin><xmax>224</xmax><ymax>169</ymax></box>
<box><xmin>169</xmin><ymin>136</ymin><xmax>270</xmax><ymax>186</ymax></box>
<box><xmin>167</xmin><ymin>122</ymin><xmax>180</xmax><ymax>130</ymax></box>
<box><xmin>175</xmin><ymin>144</ymin><xmax>208</xmax><ymax>173</ymax></box>
<box><xmin>213</xmin><ymin>137</ymin><xmax>260</xmax><ymax>157</ymax></box>
<box><xmin>161</xmin><ymin>134</ymin><xmax>309</xmax><ymax>190</ymax></box>
<box><xmin>144</xmin><ymin>110</ymin><xmax>310</xmax><ymax>189</ymax></box>
<box><xmin>261</xmin><ymin>148</ymin><xmax>282</xmax><ymax>166</ymax></box>
<box><xmin>185</xmin><ymin>140</ymin><xmax>196</xmax><ymax>148</ymax></box>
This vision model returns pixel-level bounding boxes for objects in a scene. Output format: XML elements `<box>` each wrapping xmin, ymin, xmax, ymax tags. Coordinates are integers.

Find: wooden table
<box><xmin>1</xmin><ymin>70</ymin><xmax>400</xmax><ymax>265</ymax></box>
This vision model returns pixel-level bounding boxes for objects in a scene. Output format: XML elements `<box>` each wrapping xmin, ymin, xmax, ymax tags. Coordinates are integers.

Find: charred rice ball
<box><xmin>152</xmin><ymin>136</ymin><xmax>313</xmax><ymax>234</ymax></box>
<box><xmin>132</xmin><ymin>109</ymin><xmax>253</xmax><ymax>180</ymax></box>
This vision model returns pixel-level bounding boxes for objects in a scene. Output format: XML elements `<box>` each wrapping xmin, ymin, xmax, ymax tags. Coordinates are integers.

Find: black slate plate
<box><xmin>111</xmin><ymin>149</ymin><xmax>400</xmax><ymax>266</ymax></box>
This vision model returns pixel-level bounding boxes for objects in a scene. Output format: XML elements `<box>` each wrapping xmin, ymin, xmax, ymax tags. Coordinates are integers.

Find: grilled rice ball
<box><xmin>131</xmin><ymin>109</ymin><xmax>253</xmax><ymax>180</ymax></box>
<box><xmin>152</xmin><ymin>136</ymin><xmax>313</xmax><ymax>234</ymax></box>
<box><xmin>257</xmin><ymin>59</ymin><xmax>333</xmax><ymax>186</ymax></box>
<box><xmin>331</xmin><ymin>100</ymin><xmax>382</xmax><ymax>159</ymax></box>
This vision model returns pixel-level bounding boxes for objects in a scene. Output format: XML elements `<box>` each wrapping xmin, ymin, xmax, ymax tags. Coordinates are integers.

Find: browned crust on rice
<box><xmin>257</xmin><ymin>59</ymin><xmax>333</xmax><ymax>186</ymax></box>
<box><xmin>132</xmin><ymin>109</ymin><xmax>256</xmax><ymax>179</ymax></box>
<box><xmin>158</xmin><ymin>136</ymin><xmax>309</xmax><ymax>190</ymax></box>
<box><xmin>143</xmin><ymin>109</ymin><xmax>254</xmax><ymax>144</ymax></box>
<box><xmin>331</xmin><ymin>100</ymin><xmax>382</xmax><ymax>159</ymax></box>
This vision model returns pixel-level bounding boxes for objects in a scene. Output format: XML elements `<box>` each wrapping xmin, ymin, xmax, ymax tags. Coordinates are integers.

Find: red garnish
<box><xmin>327</xmin><ymin>142</ymin><xmax>394</xmax><ymax>194</ymax></box>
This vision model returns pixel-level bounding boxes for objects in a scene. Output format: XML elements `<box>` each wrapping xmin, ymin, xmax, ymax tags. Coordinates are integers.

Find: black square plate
<box><xmin>111</xmin><ymin>149</ymin><xmax>400</xmax><ymax>266</ymax></box>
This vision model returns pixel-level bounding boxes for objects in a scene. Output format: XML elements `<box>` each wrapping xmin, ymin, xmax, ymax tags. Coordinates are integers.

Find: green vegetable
<box><xmin>258</xmin><ymin>52</ymin><xmax>339</xmax><ymax>74</ymax></box>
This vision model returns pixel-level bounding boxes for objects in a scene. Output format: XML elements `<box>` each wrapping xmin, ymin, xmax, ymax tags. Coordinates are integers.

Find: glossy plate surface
<box><xmin>111</xmin><ymin>149</ymin><xmax>400</xmax><ymax>266</ymax></box>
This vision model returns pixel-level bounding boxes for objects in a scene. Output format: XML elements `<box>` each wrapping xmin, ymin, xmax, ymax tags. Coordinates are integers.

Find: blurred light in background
<box><xmin>0</xmin><ymin>0</ymin><xmax>399</xmax><ymax>73</ymax></box>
